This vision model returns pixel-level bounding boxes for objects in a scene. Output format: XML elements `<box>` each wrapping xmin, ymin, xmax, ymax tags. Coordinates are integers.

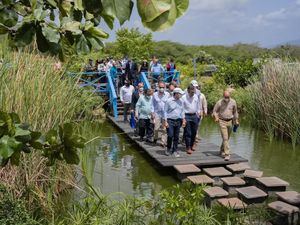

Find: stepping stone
<box><xmin>174</xmin><ymin>164</ymin><xmax>201</xmax><ymax>182</ymax></box>
<box><xmin>203</xmin><ymin>167</ymin><xmax>232</xmax><ymax>178</ymax></box>
<box><xmin>256</xmin><ymin>177</ymin><xmax>289</xmax><ymax>193</ymax></box>
<box><xmin>187</xmin><ymin>175</ymin><xmax>214</xmax><ymax>186</ymax></box>
<box><xmin>221</xmin><ymin>177</ymin><xmax>246</xmax><ymax>194</ymax></box>
<box><xmin>236</xmin><ymin>186</ymin><xmax>268</xmax><ymax>205</ymax></box>
<box><xmin>204</xmin><ymin>187</ymin><xmax>229</xmax><ymax>207</ymax></box>
<box><xmin>217</xmin><ymin>197</ymin><xmax>247</xmax><ymax>210</ymax></box>
<box><xmin>226</xmin><ymin>163</ymin><xmax>251</xmax><ymax>174</ymax></box>
<box><xmin>276</xmin><ymin>191</ymin><xmax>300</xmax><ymax>207</ymax></box>
<box><xmin>243</xmin><ymin>169</ymin><xmax>263</xmax><ymax>185</ymax></box>
<box><xmin>268</xmin><ymin>201</ymin><xmax>299</xmax><ymax>225</ymax></box>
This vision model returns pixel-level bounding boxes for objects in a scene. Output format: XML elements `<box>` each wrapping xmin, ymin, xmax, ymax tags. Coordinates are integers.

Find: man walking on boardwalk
<box><xmin>135</xmin><ymin>89</ymin><xmax>154</xmax><ymax>142</ymax></box>
<box><xmin>151</xmin><ymin>81</ymin><xmax>170</xmax><ymax>147</ymax></box>
<box><xmin>120</xmin><ymin>79</ymin><xmax>135</xmax><ymax>122</ymax></box>
<box><xmin>213</xmin><ymin>90</ymin><xmax>239</xmax><ymax>161</ymax></box>
<box><xmin>164</xmin><ymin>88</ymin><xmax>186</xmax><ymax>157</ymax></box>
<box><xmin>182</xmin><ymin>85</ymin><xmax>202</xmax><ymax>155</ymax></box>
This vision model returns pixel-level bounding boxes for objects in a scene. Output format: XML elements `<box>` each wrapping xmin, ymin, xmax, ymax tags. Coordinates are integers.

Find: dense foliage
<box><xmin>0</xmin><ymin>0</ymin><xmax>189</xmax><ymax>59</ymax></box>
<box><xmin>115</xmin><ymin>28</ymin><xmax>154</xmax><ymax>60</ymax></box>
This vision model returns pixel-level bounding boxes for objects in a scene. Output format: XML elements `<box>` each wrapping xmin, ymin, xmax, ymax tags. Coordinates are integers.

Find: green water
<box><xmin>79</xmin><ymin>117</ymin><xmax>300</xmax><ymax>198</ymax></box>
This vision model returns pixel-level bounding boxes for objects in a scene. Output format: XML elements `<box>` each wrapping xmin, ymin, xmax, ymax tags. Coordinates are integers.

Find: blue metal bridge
<box><xmin>68</xmin><ymin>70</ymin><xmax>181</xmax><ymax>118</ymax></box>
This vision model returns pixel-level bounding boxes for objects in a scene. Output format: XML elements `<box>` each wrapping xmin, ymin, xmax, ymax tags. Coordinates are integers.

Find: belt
<box><xmin>220</xmin><ymin>118</ymin><xmax>233</xmax><ymax>122</ymax></box>
<box><xmin>185</xmin><ymin>113</ymin><xmax>196</xmax><ymax>116</ymax></box>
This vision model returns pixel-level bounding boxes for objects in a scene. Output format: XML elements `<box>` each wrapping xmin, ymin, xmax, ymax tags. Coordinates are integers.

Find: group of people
<box><xmin>119</xmin><ymin>77</ymin><xmax>239</xmax><ymax>161</ymax></box>
<box><xmin>84</xmin><ymin>56</ymin><xmax>177</xmax><ymax>88</ymax></box>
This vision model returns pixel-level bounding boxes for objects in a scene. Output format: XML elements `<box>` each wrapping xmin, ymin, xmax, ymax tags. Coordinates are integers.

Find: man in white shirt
<box><xmin>120</xmin><ymin>79</ymin><xmax>135</xmax><ymax>122</ymax></box>
<box><xmin>151</xmin><ymin>81</ymin><xmax>170</xmax><ymax>147</ymax></box>
<box><xmin>182</xmin><ymin>84</ymin><xmax>202</xmax><ymax>154</ymax></box>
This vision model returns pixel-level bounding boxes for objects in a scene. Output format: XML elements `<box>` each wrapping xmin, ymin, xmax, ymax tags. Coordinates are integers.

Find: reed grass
<box><xmin>0</xmin><ymin>43</ymin><xmax>104</xmax><ymax>217</ymax></box>
<box><xmin>246</xmin><ymin>60</ymin><xmax>300</xmax><ymax>146</ymax></box>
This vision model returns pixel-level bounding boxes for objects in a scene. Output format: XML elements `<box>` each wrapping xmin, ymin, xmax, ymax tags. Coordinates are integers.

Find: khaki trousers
<box><xmin>154</xmin><ymin>116</ymin><xmax>167</xmax><ymax>146</ymax></box>
<box><xmin>219</xmin><ymin>119</ymin><xmax>232</xmax><ymax>155</ymax></box>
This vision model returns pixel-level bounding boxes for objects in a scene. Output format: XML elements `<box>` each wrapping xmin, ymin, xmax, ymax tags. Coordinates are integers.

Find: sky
<box><xmin>104</xmin><ymin>0</ymin><xmax>300</xmax><ymax>47</ymax></box>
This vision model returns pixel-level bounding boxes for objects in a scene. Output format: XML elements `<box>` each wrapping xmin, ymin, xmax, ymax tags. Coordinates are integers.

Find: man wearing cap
<box><xmin>213</xmin><ymin>90</ymin><xmax>239</xmax><ymax>161</ymax></box>
<box><xmin>182</xmin><ymin>84</ymin><xmax>202</xmax><ymax>154</ymax></box>
<box><xmin>163</xmin><ymin>88</ymin><xmax>186</xmax><ymax>157</ymax></box>
<box><xmin>120</xmin><ymin>80</ymin><xmax>135</xmax><ymax>122</ymax></box>
<box><xmin>151</xmin><ymin>81</ymin><xmax>170</xmax><ymax>147</ymax></box>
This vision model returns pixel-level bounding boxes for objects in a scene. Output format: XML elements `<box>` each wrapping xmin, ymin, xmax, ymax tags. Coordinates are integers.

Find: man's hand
<box><xmin>135</xmin><ymin>113</ymin><xmax>139</xmax><ymax>120</ymax></box>
<box><xmin>182</xmin><ymin>119</ymin><xmax>186</xmax><ymax>128</ymax></box>
<box><xmin>164</xmin><ymin>121</ymin><xmax>169</xmax><ymax>128</ymax></box>
<box><xmin>130</xmin><ymin>109</ymin><xmax>134</xmax><ymax>113</ymax></box>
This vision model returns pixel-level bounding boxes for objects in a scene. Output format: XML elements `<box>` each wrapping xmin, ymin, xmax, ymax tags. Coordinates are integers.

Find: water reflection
<box><xmin>79</xmin><ymin>118</ymin><xmax>300</xmax><ymax>198</ymax></box>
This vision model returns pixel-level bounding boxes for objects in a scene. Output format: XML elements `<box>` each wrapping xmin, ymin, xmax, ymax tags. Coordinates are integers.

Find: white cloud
<box><xmin>190</xmin><ymin>0</ymin><xmax>248</xmax><ymax>12</ymax></box>
<box><xmin>254</xmin><ymin>8</ymin><xmax>288</xmax><ymax>26</ymax></box>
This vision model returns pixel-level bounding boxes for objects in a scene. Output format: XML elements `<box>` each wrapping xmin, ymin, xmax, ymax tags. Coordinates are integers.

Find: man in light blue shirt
<box><xmin>151</xmin><ymin>81</ymin><xmax>170</xmax><ymax>147</ymax></box>
<box><xmin>135</xmin><ymin>89</ymin><xmax>154</xmax><ymax>142</ymax></box>
<box><xmin>163</xmin><ymin>88</ymin><xmax>186</xmax><ymax>157</ymax></box>
<box><xmin>150</xmin><ymin>58</ymin><xmax>164</xmax><ymax>82</ymax></box>
<box><xmin>182</xmin><ymin>84</ymin><xmax>202</xmax><ymax>154</ymax></box>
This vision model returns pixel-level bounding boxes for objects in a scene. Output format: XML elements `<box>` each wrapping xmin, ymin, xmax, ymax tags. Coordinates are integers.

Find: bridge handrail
<box><xmin>140</xmin><ymin>72</ymin><xmax>151</xmax><ymax>89</ymax></box>
<box><xmin>141</xmin><ymin>70</ymin><xmax>181</xmax><ymax>84</ymax></box>
<box><xmin>106</xmin><ymin>71</ymin><xmax>118</xmax><ymax>118</ymax></box>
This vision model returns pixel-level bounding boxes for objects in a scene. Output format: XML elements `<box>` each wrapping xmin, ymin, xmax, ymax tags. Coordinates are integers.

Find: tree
<box><xmin>0</xmin><ymin>0</ymin><xmax>189</xmax><ymax>60</ymax></box>
<box><xmin>116</xmin><ymin>28</ymin><xmax>153</xmax><ymax>60</ymax></box>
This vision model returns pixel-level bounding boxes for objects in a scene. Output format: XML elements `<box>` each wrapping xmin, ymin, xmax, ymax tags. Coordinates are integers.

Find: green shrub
<box><xmin>214</xmin><ymin>60</ymin><xmax>261</xmax><ymax>87</ymax></box>
<box><xmin>0</xmin><ymin>186</ymin><xmax>41</xmax><ymax>225</ymax></box>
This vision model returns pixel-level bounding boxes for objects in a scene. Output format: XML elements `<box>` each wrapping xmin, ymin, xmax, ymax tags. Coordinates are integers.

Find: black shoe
<box><xmin>139</xmin><ymin>137</ymin><xmax>144</xmax><ymax>142</ymax></box>
<box><xmin>153</xmin><ymin>139</ymin><xmax>157</xmax><ymax>144</ymax></box>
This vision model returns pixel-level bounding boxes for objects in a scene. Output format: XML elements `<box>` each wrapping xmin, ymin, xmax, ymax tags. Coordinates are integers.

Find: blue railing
<box><xmin>140</xmin><ymin>72</ymin><xmax>151</xmax><ymax>89</ymax></box>
<box><xmin>141</xmin><ymin>71</ymin><xmax>181</xmax><ymax>84</ymax></box>
<box><xmin>67</xmin><ymin>71</ymin><xmax>118</xmax><ymax>118</ymax></box>
<box><xmin>106</xmin><ymin>71</ymin><xmax>118</xmax><ymax>118</ymax></box>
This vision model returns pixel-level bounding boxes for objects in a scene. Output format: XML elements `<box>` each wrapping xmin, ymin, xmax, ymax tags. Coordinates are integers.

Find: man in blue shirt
<box><xmin>135</xmin><ymin>88</ymin><xmax>154</xmax><ymax>142</ymax></box>
<box><xmin>151</xmin><ymin>81</ymin><xmax>170</xmax><ymax>147</ymax></box>
<box><xmin>182</xmin><ymin>85</ymin><xmax>202</xmax><ymax>154</ymax></box>
<box><xmin>150</xmin><ymin>58</ymin><xmax>164</xmax><ymax>83</ymax></box>
<box><xmin>163</xmin><ymin>88</ymin><xmax>186</xmax><ymax>157</ymax></box>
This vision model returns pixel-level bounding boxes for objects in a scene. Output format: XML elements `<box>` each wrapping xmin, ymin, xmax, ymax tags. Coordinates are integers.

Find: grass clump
<box><xmin>246</xmin><ymin>61</ymin><xmax>300</xmax><ymax>146</ymax></box>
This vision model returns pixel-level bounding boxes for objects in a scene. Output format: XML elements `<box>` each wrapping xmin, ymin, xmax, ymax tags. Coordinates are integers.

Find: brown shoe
<box><xmin>224</xmin><ymin>155</ymin><xmax>230</xmax><ymax>161</ymax></box>
<box><xmin>186</xmin><ymin>149</ymin><xmax>193</xmax><ymax>155</ymax></box>
<box><xmin>219</xmin><ymin>151</ymin><xmax>225</xmax><ymax>158</ymax></box>
<box><xmin>192</xmin><ymin>143</ymin><xmax>197</xmax><ymax>151</ymax></box>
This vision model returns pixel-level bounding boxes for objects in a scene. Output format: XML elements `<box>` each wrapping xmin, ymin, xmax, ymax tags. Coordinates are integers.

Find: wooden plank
<box><xmin>108</xmin><ymin>116</ymin><xmax>248</xmax><ymax>168</ymax></box>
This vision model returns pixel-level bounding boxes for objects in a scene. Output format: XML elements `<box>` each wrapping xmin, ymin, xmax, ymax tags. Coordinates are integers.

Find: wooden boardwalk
<box><xmin>108</xmin><ymin>116</ymin><xmax>248</xmax><ymax>167</ymax></box>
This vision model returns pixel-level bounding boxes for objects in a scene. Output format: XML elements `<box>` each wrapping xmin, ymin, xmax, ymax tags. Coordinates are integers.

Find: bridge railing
<box><xmin>140</xmin><ymin>72</ymin><xmax>151</xmax><ymax>89</ymax></box>
<box><xmin>106</xmin><ymin>71</ymin><xmax>118</xmax><ymax>118</ymax></box>
<box><xmin>141</xmin><ymin>71</ymin><xmax>181</xmax><ymax>84</ymax></box>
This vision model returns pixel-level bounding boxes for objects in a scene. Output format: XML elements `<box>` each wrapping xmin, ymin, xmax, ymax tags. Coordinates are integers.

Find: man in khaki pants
<box><xmin>213</xmin><ymin>91</ymin><xmax>239</xmax><ymax>161</ymax></box>
<box><xmin>151</xmin><ymin>81</ymin><xmax>170</xmax><ymax>147</ymax></box>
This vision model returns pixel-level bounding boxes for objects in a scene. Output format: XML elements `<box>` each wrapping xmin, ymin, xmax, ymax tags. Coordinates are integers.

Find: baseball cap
<box><xmin>173</xmin><ymin>88</ymin><xmax>185</xmax><ymax>95</ymax></box>
<box><xmin>191</xmin><ymin>80</ymin><xmax>199</xmax><ymax>87</ymax></box>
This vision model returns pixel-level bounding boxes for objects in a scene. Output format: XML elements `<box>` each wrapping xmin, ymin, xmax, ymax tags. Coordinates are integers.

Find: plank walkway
<box><xmin>108</xmin><ymin>116</ymin><xmax>248</xmax><ymax>167</ymax></box>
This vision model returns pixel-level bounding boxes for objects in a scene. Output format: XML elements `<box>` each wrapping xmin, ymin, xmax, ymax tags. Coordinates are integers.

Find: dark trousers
<box><xmin>123</xmin><ymin>103</ymin><xmax>131</xmax><ymax>121</ymax></box>
<box><xmin>167</xmin><ymin>119</ymin><xmax>182</xmax><ymax>153</ymax></box>
<box><xmin>184</xmin><ymin>114</ymin><xmax>199</xmax><ymax>149</ymax></box>
<box><xmin>139</xmin><ymin>119</ymin><xmax>153</xmax><ymax>140</ymax></box>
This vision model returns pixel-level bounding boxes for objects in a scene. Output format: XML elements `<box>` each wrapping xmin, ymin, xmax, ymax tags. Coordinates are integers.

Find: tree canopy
<box><xmin>0</xmin><ymin>0</ymin><xmax>189</xmax><ymax>60</ymax></box>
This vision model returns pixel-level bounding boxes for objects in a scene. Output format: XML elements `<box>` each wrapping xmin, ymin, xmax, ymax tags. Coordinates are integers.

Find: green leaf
<box><xmin>36</xmin><ymin>26</ymin><xmax>50</xmax><ymax>52</ymax></box>
<box><xmin>34</xmin><ymin>8</ymin><xmax>50</xmax><ymax>21</ymax></box>
<box><xmin>87</xmin><ymin>26</ymin><xmax>108</xmax><ymax>39</ymax></box>
<box><xmin>42</xmin><ymin>25</ymin><xmax>60</xmax><ymax>43</ymax></box>
<box><xmin>61</xmin><ymin>18</ymin><xmax>82</xmax><ymax>35</ymax></box>
<box><xmin>62</xmin><ymin>148</ymin><xmax>80</xmax><ymax>164</ymax></box>
<box><xmin>10</xmin><ymin>151</ymin><xmax>21</xmax><ymax>166</ymax></box>
<box><xmin>61</xmin><ymin>0</ymin><xmax>73</xmax><ymax>15</ymax></box>
<box><xmin>74</xmin><ymin>0</ymin><xmax>83</xmax><ymax>11</ymax></box>
<box><xmin>101</xmin><ymin>0</ymin><xmax>133</xmax><ymax>25</ymax></box>
<box><xmin>86</xmin><ymin>35</ymin><xmax>104</xmax><ymax>50</ymax></box>
<box><xmin>137</xmin><ymin>0</ymin><xmax>171</xmax><ymax>23</ymax></box>
<box><xmin>0</xmin><ymin>136</ymin><xmax>22</xmax><ymax>159</ymax></box>
<box><xmin>76</xmin><ymin>35</ymin><xmax>90</xmax><ymax>54</ymax></box>
<box><xmin>0</xmin><ymin>23</ymin><xmax>9</xmax><ymax>35</ymax></box>
<box><xmin>15</xmin><ymin>126</ymin><xmax>31</xmax><ymax>142</ymax></box>
<box><xmin>174</xmin><ymin>0</ymin><xmax>189</xmax><ymax>17</ymax></box>
<box><xmin>45</xmin><ymin>129</ymin><xmax>58</xmax><ymax>145</ymax></box>
<box><xmin>46</xmin><ymin>0</ymin><xmax>57</xmax><ymax>7</ymax></box>
<box><xmin>13</xmin><ymin>22</ymin><xmax>36</xmax><ymax>47</ymax></box>
<box><xmin>9</xmin><ymin>112</ymin><xmax>21</xmax><ymax>124</ymax></box>
<box><xmin>0</xmin><ymin>8</ymin><xmax>18</xmax><ymax>27</ymax></box>
<box><xmin>101</xmin><ymin>13</ymin><xmax>114</xmax><ymax>29</ymax></box>
<box><xmin>142</xmin><ymin>0</ymin><xmax>177</xmax><ymax>31</ymax></box>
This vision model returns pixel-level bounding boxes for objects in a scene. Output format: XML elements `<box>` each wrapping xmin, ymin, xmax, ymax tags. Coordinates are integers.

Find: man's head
<box><xmin>173</xmin><ymin>88</ymin><xmax>185</xmax><ymax>100</ymax></box>
<box><xmin>223</xmin><ymin>90</ymin><xmax>231</xmax><ymax>102</ymax></box>
<box><xmin>158</xmin><ymin>81</ymin><xmax>166</xmax><ymax>93</ymax></box>
<box><xmin>124</xmin><ymin>79</ymin><xmax>130</xmax><ymax>87</ymax></box>
<box><xmin>191</xmin><ymin>80</ymin><xmax>199</xmax><ymax>88</ymax></box>
<box><xmin>144</xmin><ymin>88</ymin><xmax>153</xmax><ymax>98</ymax></box>
<box><xmin>168</xmin><ymin>81</ymin><xmax>177</xmax><ymax>92</ymax></box>
<box><xmin>137</xmin><ymin>82</ymin><xmax>144</xmax><ymax>92</ymax></box>
<box><xmin>187</xmin><ymin>84</ymin><xmax>196</xmax><ymax>97</ymax></box>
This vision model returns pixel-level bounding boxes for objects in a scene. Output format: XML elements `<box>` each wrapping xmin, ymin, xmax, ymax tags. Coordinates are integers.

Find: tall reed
<box><xmin>0</xmin><ymin>44</ymin><xmax>103</xmax><ymax>217</ymax></box>
<box><xmin>246</xmin><ymin>61</ymin><xmax>300</xmax><ymax>146</ymax></box>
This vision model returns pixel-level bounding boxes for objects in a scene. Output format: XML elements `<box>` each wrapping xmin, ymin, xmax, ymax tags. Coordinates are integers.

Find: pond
<box><xmin>78</xmin><ymin>117</ymin><xmax>300</xmax><ymax>198</ymax></box>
